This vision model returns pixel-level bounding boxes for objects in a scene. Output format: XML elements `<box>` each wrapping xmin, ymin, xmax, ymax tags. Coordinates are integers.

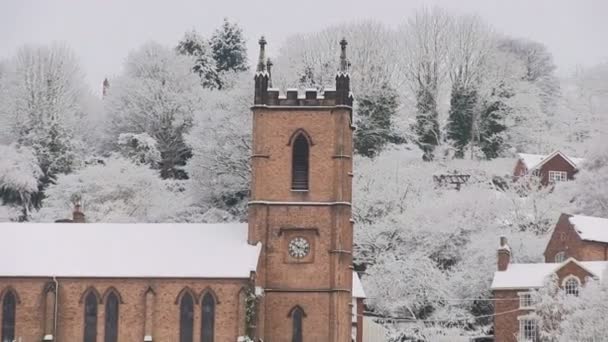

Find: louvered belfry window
<box><xmin>292</xmin><ymin>134</ymin><xmax>310</xmax><ymax>190</ymax></box>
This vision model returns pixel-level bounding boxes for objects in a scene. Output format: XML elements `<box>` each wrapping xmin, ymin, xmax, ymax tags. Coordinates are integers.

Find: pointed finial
<box><xmin>266</xmin><ymin>58</ymin><xmax>273</xmax><ymax>87</ymax></box>
<box><xmin>339</xmin><ymin>38</ymin><xmax>349</xmax><ymax>73</ymax></box>
<box><xmin>256</xmin><ymin>36</ymin><xmax>267</xmax><ymax>73</ymax></box>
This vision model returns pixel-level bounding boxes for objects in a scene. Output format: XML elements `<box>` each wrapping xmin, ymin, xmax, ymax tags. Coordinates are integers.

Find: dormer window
<box><xmin>292</xmin><ymin>134</ymin><xmax>310</xmax><ymax>191</ymax></box>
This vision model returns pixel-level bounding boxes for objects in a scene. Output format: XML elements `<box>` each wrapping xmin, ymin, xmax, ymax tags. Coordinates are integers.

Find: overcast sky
<box><xmin>1</xmin><ymin>0</ymin><xmax>607</xmax><ymax>95</ymax></box>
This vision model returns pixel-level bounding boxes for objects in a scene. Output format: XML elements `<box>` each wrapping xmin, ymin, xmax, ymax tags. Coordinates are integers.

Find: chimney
<box><xmin>497</xmin><ymin>236</ymin><xmax>511</xmax><ymax>271</ymax></box>
<box><xmin>73</xmin><ymin>203</ymin><xmax>85</xmax><ymax>223</ymax></box>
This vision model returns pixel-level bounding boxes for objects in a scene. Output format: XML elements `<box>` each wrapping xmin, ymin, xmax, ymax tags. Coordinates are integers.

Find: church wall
<box><xmin>0</xmin><ymin>277</ymin><xmax>250</xmax><ymax>341</ymax></box>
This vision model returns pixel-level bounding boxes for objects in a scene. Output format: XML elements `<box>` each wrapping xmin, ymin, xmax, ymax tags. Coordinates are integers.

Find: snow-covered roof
<box><xmin>352</xmin><ymin>271</ymin><xmax>366</xmax><ymax>298</ymax></box>
<box><xmin>517</xmin><ymin>151</ymin><xmax>584</xmax><ymax>171</ymax></box>
<box><xmin>0</xmin><ymin>223</ymin><xmax>261</xmax><ymax>278</ymax></box>
<box><xmin>570</xmin><ymin>215</ymin><xmax>608</xmax><ymax>243</ymax></box>
<box><xmin>491</xmin><ymin>258</ymin><xmax>608</xmax><ymax>290</ymax></box>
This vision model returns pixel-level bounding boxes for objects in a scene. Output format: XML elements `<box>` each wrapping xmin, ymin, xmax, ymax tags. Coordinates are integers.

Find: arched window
<box><xmin>104</xmin><ymin>292</ymin><xmax>119</xmax><ymax>342</ymax></box>
<box><xmin>1</xmin><ymin>290</ymin><xmax>16</xmax><ymax>342</ymax></box>
<box><xmin>564</xmin><ymin>277</ymin><xmax>580</xmax><ymax>296</ymax></box>
<box><xmin>292</xmin><ymin>134</ymin><xmax>310</xmax><ymax>190</ymax></box>
<box><xmin>554</xmin><ymin>251</ymin><xmax>566</xmax><ymax>263</ymax></box>
<box><xmin>290</xmin><ymin>306</ymin><xmax>305</xmax><ymax>342</ymax></box>
<box><xmin>84</xmin><ymin>291</ymin><xmax>98</xmax><ymax>342</ymax></box>
<box><xmin>180</xmin><ymin>292</ymin><xmax>194</xmax><ymax>342</ymax></box>
<box><xmin>201</xmin><ymin>293</ymin><xmax>215</xmax><ymax>342</ymax></box>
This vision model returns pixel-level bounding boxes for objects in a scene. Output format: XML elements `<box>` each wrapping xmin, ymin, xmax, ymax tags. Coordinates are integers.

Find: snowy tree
<box><xmin>558</xmin><ymin>274</ymin><xmax>608</xmax><ymax>341</ymax></box>
<box><xmin>185</xmin><ymin>73</ymin><xmax>251</xmax><ymax>219</ymax></box>
<box><xmin>569</xmin><ymin>144</ymin><xmax>608</xmax><ymax>217</ymax></box>
<box><xmin>0</xmin><ymin>44</ymin><xmax>92</xmax><ymax>184</ymax></box>
<box><xmin>398</xmin><ymin>8</ymin><xmax>451</xmax><ymax>161</ymax></box>
<box><xmin>210</xmin><ymin>18</ymin><xmax>248</xmax><ymax>73</ymax></box>
<box><xmin>445</xmin><ymin>15</ymin><xmax>495</xmax><ymax>159</ymax></box>
<box><xmin>273</xmin><ymin>21</ymin><xmax>400</xmax><ymax>95</ymax></box>
<box><xmin>117</xmin><ymin>133</ymin><xmax>161</xmax><ymax>167</ymax></box>
<box><xmin>104</xmin><ymin>42</ymin><xmax>203</xmax><ymax>179</ymax></box>
<box><xmin>34</xmin><ymin>156</ymin><xmax>185</xmax><ymax>222</ymax></box>
<box><xmin>0</xmin><ymin>144</ymin><xmax>43</xmax><ymax>220</ymax></box>
<box><xmin>176</xmin><ymin>30</ymin><xmax>220</xmax><ymax>89</ymax></box>
<box><xmin>354</xmin><ymin>82</ymin><xmax>405</xmax><ymax>158</ymax></box>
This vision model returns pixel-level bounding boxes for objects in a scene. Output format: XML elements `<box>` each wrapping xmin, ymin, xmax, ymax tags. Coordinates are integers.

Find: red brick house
<box><xmin>513</xmin><ymin>151</ymin><xmax>584</xmax><ymax>186</ymax></box>
<box><xmin>492</xmin><ymin>214</ymin><xmax>608</xmax><ymax>342</ymax></box>
<box><xmin>0</xmin><ymin>38</ymin><xmax>362</xmax><ymax>342</ymax></box>
<box><xmin>544</xmin><ymin>213</ymin><xmax>608</xmax><ymax>263</ymax></box>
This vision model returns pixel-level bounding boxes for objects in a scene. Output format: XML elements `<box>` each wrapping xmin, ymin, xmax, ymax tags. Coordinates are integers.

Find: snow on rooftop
<box><xmin>491</xmin><ymin>259</ymin><xmax>608</xmax><ymax>290</ymax></box>
<box><xmin>570</xmin><ymin>215</ymin><xmax>608</xmax><ymax>243</ymax></box>
<box><xmin>352</xmin><ymin>271</ymin><xmax>366</xmax><ymax>298</ymax></box>
<box><xmin>517</xmin><ymin>151</ymin><xmax>584</xmax><ymax>171</ymax></box>
<box><xmin>518</xmin><ymin>153</ymin><xmax>547</xmax><ymax>170</ymax></box>
<box><xmin>0</xmin><ymin>222</ymin><xmax>261</xmax><ymax>278</ymax></box>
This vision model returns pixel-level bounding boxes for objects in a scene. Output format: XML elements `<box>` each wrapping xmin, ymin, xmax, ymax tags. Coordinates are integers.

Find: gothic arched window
<box><xmin>564</xmin><ymin>277</ymin><xmax>580</xmax><ymax>296</ymax></box>
<box><xmin>201</xmin><ymin>293</ymin><xmax>215</xmax><ymax>342</ymax></box>
<box><xmin>292</xmin><ymin>134</ymin><xmax>310</xmax><ymax>190</ymax></box>
<box><xmin>180</xmin><ymin>292</ymin><xmax>194</xmax><ymax>342</ymax></box>
<box><xmin>1</xmin><ymin>290</ymin><xmax>17</xmax><ymax>342</ymax></box>
<box><xmin>84</xmin><ymin>291</ymin><xmax>98</xmax><ymax>342</ymax></box>
<box><xmin>290</xmin><ymin>306</ymin><xmax>305</xmax><ymax>342</ymax></box>
<box><xmin>104</xmin><ymin>292</ymin><xmax>119</xmax><ymax>342</ymax></box>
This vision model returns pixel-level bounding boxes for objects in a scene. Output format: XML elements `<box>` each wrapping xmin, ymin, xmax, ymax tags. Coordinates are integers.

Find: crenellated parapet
<box><xmin>253</xmin><ymin>37</ymin><xmax>353</xmax><ymax>108</ymax></box>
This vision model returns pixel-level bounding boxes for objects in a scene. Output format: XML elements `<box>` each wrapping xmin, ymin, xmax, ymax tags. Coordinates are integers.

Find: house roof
<box><xmin>352</xmin><ymin>271</ymin><xmax>366</xmax><ymax>298</ymax></box>
<box><xmin>491</xmin><ymin>258</ymin><xmax>608</xmax><ymax>290</ymax></box>
<box><xmin>0</xmin><ymin>223</ymin><xmax>261</xmax><ymax>278</ymax></box>
<box><xmin>570</xmin><ymin>215</ymin><xmax>608</xmax><ymax>243</ymax></box>
<box><xmin>517</xmin><ymin>151</ymin><xmax>584</xmax><ymax>171</ymax></box>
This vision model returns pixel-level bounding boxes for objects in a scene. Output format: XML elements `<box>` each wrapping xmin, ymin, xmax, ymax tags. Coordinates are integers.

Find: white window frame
<box><xmin>518</xmin><ymin>292</ymin><xmax>535</xmax><ymax>309</ymax></box>
<box><xmin>548</xmin><ymin>170</ymin><xmax>568</xmax><ymax>182</ymax></box>
<box><xmin>562</xmin><ymin>275</ymin><xmax>581</xmax><ymax>296</ymax></box>
<box><xmin>517</xmin><ymin>315</ymin><xmax>538</xmax><ymax>342</ymax></box>
<box><xmin>554</xmin><ymin>251</ymin><xmax>566</xmax><ymax>263</ymax></box>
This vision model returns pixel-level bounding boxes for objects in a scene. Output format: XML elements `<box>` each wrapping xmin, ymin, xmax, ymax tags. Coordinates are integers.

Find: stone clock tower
<box><xmin>248</xmin><ymin>37</ymin><xmax>354</xmax><ymax>342</ymax></box>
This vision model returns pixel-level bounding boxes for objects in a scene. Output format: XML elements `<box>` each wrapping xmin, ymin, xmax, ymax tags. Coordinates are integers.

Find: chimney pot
<box><xmin>497</xmin><ymin>236</ymin><xmax>511</xmax><ymax>271</ymax></box>
<box><xmin>73</xmin><ymin>204</ymin><xmax>85</xmax><ymax>223</ymax></box>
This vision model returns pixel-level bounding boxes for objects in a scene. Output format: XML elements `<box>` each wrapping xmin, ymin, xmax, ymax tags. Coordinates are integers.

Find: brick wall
<box><xmin>249</xmin><ymin>103</ymin><xmax>354</xmax><ymax>342</ymax></box>
<box><xmin>544</xmin><ymin>214</ymin><xmax>608</xmax><ymax>262</ymax></box>
<box><xmin>494</xmin><ymin>262</ymin><xmax>595</xmax><ymax>342</ymax></box>
<box><xmin>0</xmin><ymin>277</ymin><xmax>249</xmax><ymax>341</ymax></box>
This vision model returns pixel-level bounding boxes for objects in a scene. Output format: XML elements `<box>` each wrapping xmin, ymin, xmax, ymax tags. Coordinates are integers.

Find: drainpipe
<box><xmin>53</xmin><ymin>276</ymin><xmax>59</xmax><ymax>342</ymax></box>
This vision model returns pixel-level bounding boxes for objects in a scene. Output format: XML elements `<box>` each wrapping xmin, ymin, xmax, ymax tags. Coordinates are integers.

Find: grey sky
<box><xmin>1</xmin><ymin>0</ymin><xmax>607</xmax><ymax>95</ymax></box>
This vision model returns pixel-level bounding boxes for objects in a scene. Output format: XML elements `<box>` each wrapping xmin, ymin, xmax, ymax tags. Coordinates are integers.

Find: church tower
<box><xmin>249</xmin><ymin>37</ymin><xmax>354</xmax><ymax>341</ymax></box>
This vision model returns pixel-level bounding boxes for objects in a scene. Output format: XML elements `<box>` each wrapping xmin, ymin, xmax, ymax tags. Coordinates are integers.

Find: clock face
<box><xmin>288</xmin><ymin>237</ymin><xmax>310</xmax><ymax>259</ymax></box>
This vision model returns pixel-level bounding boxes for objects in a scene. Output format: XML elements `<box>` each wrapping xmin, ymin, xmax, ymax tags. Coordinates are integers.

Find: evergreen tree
<box><xmin>446</xmin><ymin>84</ymin><xmax>478</xmax><ymax>158</ymax></box>
<box><xmin>176</xmin><ymin>30</ymin><xmax>220</xmax><ymax>89</ymax></box>
<box><xmin>478</xmin><ymin>84</ymin><xmax>510</xmax><ymax>159</ymax></box>
<box><xmin>413</xmin><ymin>87</ymin><xmax>440</xmax><ymax>161</ymax></box>
<box><xmin>210</xmin><ymin>18</ymin><xmax>248</xmax><ymax>73</ymax></box>
<box><xmin>354</xmin><ymin>84</ymin><xmax>404</xmax><ymax>158</ymax></box>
